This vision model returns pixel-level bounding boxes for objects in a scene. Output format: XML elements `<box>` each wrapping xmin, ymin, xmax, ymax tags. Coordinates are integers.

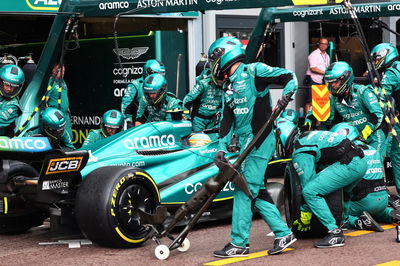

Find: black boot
<box><xmin>391</xmin><ymin>209</ymin><xmax>400</xmax><ymax>224</ymax></box>
<box><xmin>389</xmin><ymin>195</ymin><xmax>400</xmax><ymax>210</ymax></box>
<box><xmin>314</xmin><ymin>228</ymin><xmax>345</xmax><ymax>248</ymax></box>
<box><xmin>354</xmin><ymin>211</ymin><xmax>384</xmax><ymax>232</ymax></box>
<box><xmin>268</xmin><ymin>232</ymin><xmax>297</xmax><ymax>255</ymax></box>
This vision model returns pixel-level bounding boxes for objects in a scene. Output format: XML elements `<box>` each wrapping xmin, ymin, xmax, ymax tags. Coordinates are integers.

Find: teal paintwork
<box><xmin>80</xmin><ymin>120</ymin><xmax>236</xmax><ymax>204</ymax></box>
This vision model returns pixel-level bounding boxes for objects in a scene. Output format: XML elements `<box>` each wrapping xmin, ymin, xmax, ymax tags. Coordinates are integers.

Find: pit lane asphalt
<box><xmin>0</xmin><ymin>216</ymin><xmax>399</xmax><ymax>266</ymax></box>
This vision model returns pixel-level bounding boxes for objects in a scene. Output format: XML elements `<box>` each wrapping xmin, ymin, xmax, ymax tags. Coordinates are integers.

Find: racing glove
<box><xmin>277</xmin><ymin>93</ymin><xmax>293</xmax><ymax>110</ymax></box>
<box><xmin>292</xmin><ymin>211</ymin><xmax>312</xmax><ymax>232</ymax></box>
<box><xmin>360</xmin><ymin>125</ymin><xmax>373</xmax><ymax>140</ymax></box>
<box><xmin>301</xmin><ymin>121</ymin><xmax>312</xmax><ymax>132</ymax></box>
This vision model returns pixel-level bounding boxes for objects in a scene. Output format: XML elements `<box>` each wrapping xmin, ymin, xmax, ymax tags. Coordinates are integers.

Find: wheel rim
<box><xmin>115</xmin><ymin>183</ymin><xmax>156</xmax><ymax>239</ymax></box>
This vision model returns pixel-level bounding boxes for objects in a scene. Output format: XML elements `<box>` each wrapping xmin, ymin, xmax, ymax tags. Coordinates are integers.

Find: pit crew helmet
<box><xmin>143</xmin><ymin>59</ymin><xmax>166</xmax><ymax>78</ymax></box>
<box><xmin>101</xmin><ymin>109</ymin><xmax>124</xmax><ymax>137</ymax></box>
<box><xmin>41</xmin><ymin>107</ymin><xmax>66</xmax><ymax>139</ymax></box>
<box><xmin>0</xmin><ymin>64</ymin><xmax>25</xmax><ymax>98</ymax></box>
<box><xmin>330</xmin><ymin>122</ymin><xmax>360</xmax><ymax>142</ymax></box>
<box><xmin>371</xmin><ymin>43</ymin><xmax>399</xmax><ymax>71</ymax></box>
<box><xmin>280</xmin><ymin>108</ymin><xmax>298</xmax><ymax>123</ymax></box>
<box><xmin>208</xmin><ymin>36</ymin><xmax>244</xmax><ymax>86</ymax></box>
<box><xmin>275</xmin><ymin>117</ymin><xmax>299</xmax><ymax>158</ymax></box>
<box><xmin>143</xmin><ymin>73</ymin><xmax>168</xmax><ymax>106</ymax></box>
<box><xmin>187</xmin><ymin>133</ymin><xmax>212</xmax><ymax>147</ymax></box>
<box><xmin>324</xmin><ymin>61</ymin><xmax>354</xmax><ymax>98</ymax></box>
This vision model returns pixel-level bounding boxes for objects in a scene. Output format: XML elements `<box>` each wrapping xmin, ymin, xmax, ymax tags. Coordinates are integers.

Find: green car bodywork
<box><xmin>80</xmin><ymin>120</ymin><xmax>235</xmax><ymax>205</ymax></box>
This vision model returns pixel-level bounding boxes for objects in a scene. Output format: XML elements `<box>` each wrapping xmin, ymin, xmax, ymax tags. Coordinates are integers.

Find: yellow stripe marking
<box><xmin>311</xmin><ymin>100</ymin><xmax>330</xmax><ymax>114</ymax></box>
<box><xmin>345</xmin><ymin>224</ymin><xmax>396</xmax><ymax>237</ymax></box>
<box><xmin>162</xmin><ymin>196</ymin><xmax>234</xmax><ymax>205</ymax></box>
<box><xmin>203</xmin><ymin>248</ymin><xmax>294</xmax><ymax>266</ymax></box>
<box><xmin>375</xmin><ymin>261</ymin><xmax>400</xmax><ymax>266</ymax></box>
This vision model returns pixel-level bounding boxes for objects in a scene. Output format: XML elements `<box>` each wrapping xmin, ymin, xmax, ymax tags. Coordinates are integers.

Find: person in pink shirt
<box><xmin>305</xmin><ymin>38</ymin><xmax>330</xmax><ymax>113</ymax></box>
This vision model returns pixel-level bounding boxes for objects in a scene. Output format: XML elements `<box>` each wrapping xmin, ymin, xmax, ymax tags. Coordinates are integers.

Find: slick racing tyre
<box><xmin>75</xmin><ymin>166</ymin><xmax>159</xmax><ymax>248</ymax></box>
<box><xmin>284</xmin><ymin>162</ymin><xmax>343</xmax><ymax>238</ymax></box>
<box><xmin>0</xmin><ymin>160</ymin><xmax>48</xmax><ymax>234</ymax></box>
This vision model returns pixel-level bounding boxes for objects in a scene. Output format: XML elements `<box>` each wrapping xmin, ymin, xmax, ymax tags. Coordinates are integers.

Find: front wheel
<box><xmin>75</xmin><ymin>166</ymin><xmax>159</xmax><ymax>248</ymax></box>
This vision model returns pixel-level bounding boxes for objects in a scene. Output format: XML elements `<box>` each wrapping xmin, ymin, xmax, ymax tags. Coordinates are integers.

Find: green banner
<box><xmin>62</xmin><ymin>0</ymin><xmax>342</xmax><ymax>17</ymax></box>
<box><xmin>273</xmin><ymin>1</ymin><xmax>400</xmax><ymax>22</ymax></box>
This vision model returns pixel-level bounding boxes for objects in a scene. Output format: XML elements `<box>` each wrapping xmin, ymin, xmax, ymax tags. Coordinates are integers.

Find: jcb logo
<box><xmin>45</xmin><ymin>157</ymin><xmax>83</xmax><ymax>175</ymax></box>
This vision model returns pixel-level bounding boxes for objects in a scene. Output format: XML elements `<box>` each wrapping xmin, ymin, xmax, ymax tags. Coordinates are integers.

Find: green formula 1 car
<box><xmin>0</xmin><ymin>120</ymin><xmax>285</xmax><ymax>248</ymax></box>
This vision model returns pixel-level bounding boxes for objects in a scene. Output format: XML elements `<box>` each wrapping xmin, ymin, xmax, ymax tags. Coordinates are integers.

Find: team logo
<box><xmin>45</xmin><ymin>157</ymin><xmax>83</xmax><ymax>175</ymax></box>
<box><xmin>26</xmin><ymin>0</ymin><xmax>61</xmax><ymax>11</ymax></box>
<box><xmin>113</xmin><ymin>47</ymin><xmax>149</xmax><ymax>60</ymax></box>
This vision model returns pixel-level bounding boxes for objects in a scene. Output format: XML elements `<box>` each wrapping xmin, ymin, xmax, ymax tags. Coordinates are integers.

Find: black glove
<box><xmin>277</xmin><ymin>94</ymin><xmax>292</xmax><ymax>109</ymax></box>
<box><xmin>126</xmin><ymin>121</ymin><xmax>134</xmax><ymax>129</ymax></box>
<box><xmin>214</xmin><ymin>151</ymin><xmax>227</xmax><ymax>165</ymax></box>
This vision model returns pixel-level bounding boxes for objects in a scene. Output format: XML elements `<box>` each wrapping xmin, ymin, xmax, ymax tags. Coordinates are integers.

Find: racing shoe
<box><xmin>314</xmin><ymin>228</ymin><xmax>345</xmax><ymax>248</ymax></box>
<box><xmin>213</xmin><ymin>243</ymin><xmax>249</xmax><ymax>258</ymax></box>
<box><xmin>268</xmin><ymin>232</ymin><xmax>297</xmax><ymax>255</ymax></box>
<box><xmin>389</xmin><ymin>195</ymin><xmax>400</xmax><ymax>210</ymax></box>
<box><xmin>354</xmin><ymin>211</ymin><xmax>384</xmax><ymax>232</ymax></box>
<box><xmin>391</xmin><ymin>209</ymin><xmax>400</xmax><ymax>224</ymax></box>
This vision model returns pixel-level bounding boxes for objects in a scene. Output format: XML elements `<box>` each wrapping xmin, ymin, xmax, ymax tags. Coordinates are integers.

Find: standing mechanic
<box><xmin>0</xmin><ymin>64</ymin><xmax>24</xmax><ymax>137</ymax></box>
<box><xmin>45</xmin><ymin>62</ymin><xmax>73</xmax><ymax>140</ymax></box>
<box><xmin>370</xmin><ymin>43</ymin><xmax>400</xmax><ymax>205</ymax></box>
<box><xmin>276</xmin><ymin>119</ymin><xmax>367</xmax><ymax>248</ymax></box>
<box><xmin>82</xmin><ymin>109</ymin><xmax>124</xmax><ymax>147</ymax></box>
<box><xmin>135</xmin><ymin>73</ymin><xmax>184</xmax><ymax>125</ymax></box>
<box><xmin>183</xmin><ymin>68</ymin><xmax>223</xmax><ymax>132</ymax></box>
<box><xmin>121</xmin><ymin>59</ymin><xmax>166</xmax><ymax>128</ymax></box>
<box><xmin>210</xmin><ymin>36</ymin><xmax>298</xmax><ymax>257</ymax></box>
<box><xmin>323</xmin><ymin>61</ymin><xmax>389</xmax><ymax>161</ymax></box>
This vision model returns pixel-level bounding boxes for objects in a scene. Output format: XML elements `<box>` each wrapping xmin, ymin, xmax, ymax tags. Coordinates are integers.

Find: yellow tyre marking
<box><xmin>114</xmin><ymin>227</ymin><xmax>145</xmax><ymax>244</ymax></box>
<box><xmin>135</xmin><ymin>171</ymin><xmax>160</xmax><ymax>202</ymax></box>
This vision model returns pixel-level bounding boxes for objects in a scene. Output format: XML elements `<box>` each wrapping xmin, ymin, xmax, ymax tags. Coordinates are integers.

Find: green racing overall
<box><xmin>218</xmin><ymin>62</ymin><xmax>297</xmax><ymax>247</ymax></box>
<box><xmin>292</xmin><ymin>131</ymin><xmax>367</xmax><ymax>231</ymax></box>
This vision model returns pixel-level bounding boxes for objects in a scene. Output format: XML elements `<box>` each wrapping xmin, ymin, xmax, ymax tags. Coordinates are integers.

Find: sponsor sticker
<box><xmin>42</xmin><ymin>179</ymin><xmax>69</xmax><ymax>190</ymax></box>
<box><xmin>45</xmin><ymin>157</ymin><xmax>83</xmax><ymax>175</ymax></box>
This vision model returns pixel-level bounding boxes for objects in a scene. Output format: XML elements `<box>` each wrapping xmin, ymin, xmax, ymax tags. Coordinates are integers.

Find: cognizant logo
<box><xmin>124</xmin><ymin>135</ymin><xmax>176</xmax><ymax>149</ymax></box>
<box><xmin>99</xmin><ymin>1</ymin><xmax>129</xmax><ymax>10</ymax></box>
<box><xmin>0</xmin><ymin>137</ymin><xmax>52</xmax><ymax>152</ymax></box>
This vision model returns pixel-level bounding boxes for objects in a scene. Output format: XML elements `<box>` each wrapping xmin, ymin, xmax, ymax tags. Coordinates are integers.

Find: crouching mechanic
<box><xmin>24</xmin><ymin>107</ymin><xmax>75</xmax><ymax>151</ymax></box>
<box><xmin>210</xmin><ymin>36</ymin><xmax>298</xmax><ymax>257</ymax></box>
<box><xmin>324</xmin><ymin>62</ymin><xmax>389</xmax><ymax>161</ymax></box>
<box><xmin>82</xmin><ymin>109</ymin><xmax>124</xmax><ymax>147</ymax></box>
<box><xmin>121</xmin><ymin>59</ymin><xmax>166</xmax><ymax>128</ymax></box>
<box><xmin>331</xmin><ymin>122</ymin><xmax>400</xmax><ymax>231</ymax></box>
<box><xmin>275</xmin><ymin>119</ymin><xmax>367</xmax><ymax>248</ymax></box>
<box><xmin>183</xmin><ymin>68</ymin><xmax>223</xmax><ymax>132</ymax></box>
<box><xmin>0</xmin><ymin>64</ymin><xmax>24</xmax><ymax>137</ymax></box>
<box><xmin>135</xmin><ymin>73</ymin><xmax>184</xmax><ymax>125</ymax></box>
